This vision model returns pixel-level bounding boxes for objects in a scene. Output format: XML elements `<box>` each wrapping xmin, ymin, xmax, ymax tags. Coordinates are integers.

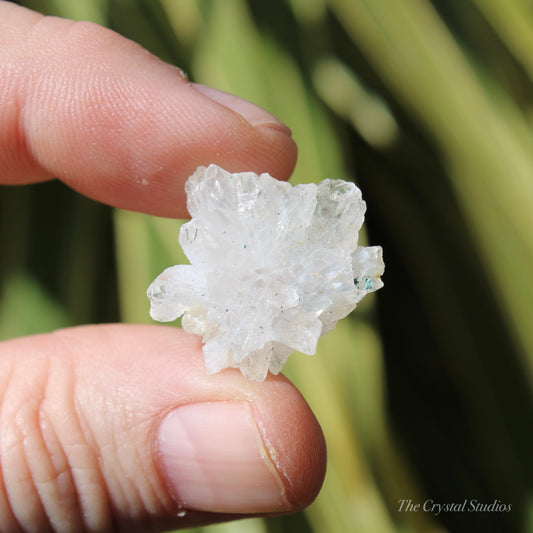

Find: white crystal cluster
<box><xmin>147</xmin><ymin>164</ymin><xmax>384</xmax><ymax>381</ymax></box>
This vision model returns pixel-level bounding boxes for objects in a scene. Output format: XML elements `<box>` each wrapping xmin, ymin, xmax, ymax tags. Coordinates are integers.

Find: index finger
<box><xmin>0</xmin><ymin>3</ymin><xmax>297</xmax><ymax>218</ymax></box>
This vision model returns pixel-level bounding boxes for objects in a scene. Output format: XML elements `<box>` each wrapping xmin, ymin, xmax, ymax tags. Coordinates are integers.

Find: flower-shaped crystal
<box><xmin>147</xmin><ymin>164</ymin><xmax>384</xmax><ymax>380</ymax></box>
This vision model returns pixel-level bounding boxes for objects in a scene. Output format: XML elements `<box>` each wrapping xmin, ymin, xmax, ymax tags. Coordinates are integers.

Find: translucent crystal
<box><xmin>147</xmin><ymin>164</ymin><xmax>384</xmax><ymax>381</ymax></box>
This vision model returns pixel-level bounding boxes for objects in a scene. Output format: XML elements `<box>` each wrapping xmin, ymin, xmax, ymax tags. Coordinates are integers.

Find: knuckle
<box><xmin>0</xmin><ymin>348</ymin><xmax>110</xmax><ymax>531</ymax></box>
<box><xmin>0</xmin><ymin>333</ymin><xmax>175</xmax><ymax>532</ymax></box>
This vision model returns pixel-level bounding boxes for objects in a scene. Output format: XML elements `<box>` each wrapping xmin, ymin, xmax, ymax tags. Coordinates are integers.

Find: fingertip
<box><xmin>156</xmin><ymin>380</ymin><xmax>326</xmax><ymax>516</ymax></box>
<box><xmin>70</xmin><ymin>324</ymin><xmax>325</xmax><ymax>514</ymax></box>
<box><xmin>0</xmin><ymin>3</ymin><xmax>298</xmax><ymax>216</ymax></box>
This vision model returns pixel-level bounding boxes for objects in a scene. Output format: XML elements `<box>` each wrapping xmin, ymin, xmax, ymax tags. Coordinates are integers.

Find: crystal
<box><xmin>147</xmin><ymin>164</ymin><xmax>384</xmax><ymax>381</ymax></box>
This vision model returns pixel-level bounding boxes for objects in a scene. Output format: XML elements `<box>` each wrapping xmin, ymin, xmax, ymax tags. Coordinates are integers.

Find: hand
<box><xmin>0</xmin><ymin>3</ymin><xmax>326</xmax><ymax>532</ymax></box>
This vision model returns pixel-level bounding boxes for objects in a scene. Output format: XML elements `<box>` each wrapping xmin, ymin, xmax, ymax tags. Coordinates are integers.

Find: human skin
<box><xmin>0</xmin><ymin>2</ymin><xmax>326</xmax><ymax>532</ymax></box>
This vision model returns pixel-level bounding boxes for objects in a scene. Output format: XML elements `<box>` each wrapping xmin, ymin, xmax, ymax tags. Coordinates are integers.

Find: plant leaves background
<box><xmin>2</xmin><ymin>1</ymin><xmax>533</xmax><ymax>532</ymax></box>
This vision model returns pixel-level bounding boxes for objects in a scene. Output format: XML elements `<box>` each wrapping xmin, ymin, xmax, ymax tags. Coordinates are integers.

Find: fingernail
<box><xmin>192</xmin><ymin>84</ymin><xmax>293</xmax><ymax>136</ymax></box>
<box><xmin>157</xmin><ymin>401</ymin><xmax>291</xmax><ymax>513</ymax></box>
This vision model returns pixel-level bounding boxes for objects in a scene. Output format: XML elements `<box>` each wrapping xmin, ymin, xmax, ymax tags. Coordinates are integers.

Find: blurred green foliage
<box><xmin>2</xmin><ymin>1</ymin><xmax>533</xmax><ymax>532</ymax></box>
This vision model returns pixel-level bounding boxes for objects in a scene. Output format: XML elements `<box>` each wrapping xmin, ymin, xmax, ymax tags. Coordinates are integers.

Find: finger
<box><xmin>0</xmin><ymin>324</ymin><xmax>326</xmax><ymax>532</ymax></box>
<box><xmin>0</xmin><ymin>3</ymin><xmax>297</xmax><ymax>218</ymax></box>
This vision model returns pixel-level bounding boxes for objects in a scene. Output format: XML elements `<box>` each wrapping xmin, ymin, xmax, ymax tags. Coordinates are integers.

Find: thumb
<box><xmin>0</xmin><ymin>324</ymin><xmax>326</xmax><ymax>532</ymax></box>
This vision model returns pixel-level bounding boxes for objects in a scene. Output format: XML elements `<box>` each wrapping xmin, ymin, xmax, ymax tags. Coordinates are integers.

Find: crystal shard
<box><xmin>147</xmin><ymin>164</ymin><xmax>384</xmax><ymax>381</ymax></box>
